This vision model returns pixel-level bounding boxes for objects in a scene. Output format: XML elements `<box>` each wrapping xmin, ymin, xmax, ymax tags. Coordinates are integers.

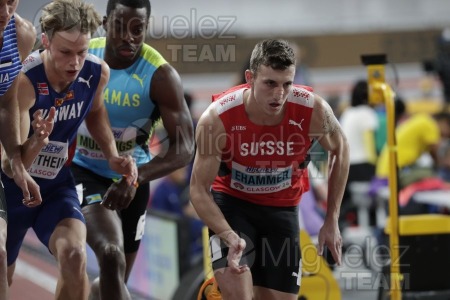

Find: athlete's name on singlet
<box><xmin>31</xmin><ymin>155</ymin><xmax>66</xmax><ymax>170</ymax></box>
<box><xmin>42</xmin><ymin>102</ymin><xmax>84</xmax><ymax>123</ymax></box>
<box><xmin>27</xmin><ymin>140</ymin><xmax>69</xmax><ymax>179</ymax></box>
<box><xmin>104</xmin><ymin>88</ymin><xmax>140</xmax><ymax>107</ymax></box>
<box><xmin>230</xmin><ymin>161</ymin><xmax>292</xmax><ymax>194</ymax></box>
<box><xmin>77</xmin><ymin>135</ymin><xmax>134</xmax><ymax>153</ymax></box>
<box><xmin>240</xmin><ymin>141</ymin><xmax>295</xmax><ymax>156</ymax></box>
<box><xmin>0</xmin><ymin>73</ymin><xmax>10</xmax><ymax>83</ymax></box>
<box><xmin>234</xmin><ymin>169</ymin><xmax>290</xmax><ymax>185</ymax></box>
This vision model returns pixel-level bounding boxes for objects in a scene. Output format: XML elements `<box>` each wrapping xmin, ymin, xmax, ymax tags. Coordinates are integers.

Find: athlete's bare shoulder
<box><xmin>309</xmin><ymin>94</ymin><xmax>339</xmax><ymax>135</ymax></box>
<box><xmin>197</xmin><ymin>101</ymin><xmax>223</xmax><ymax>130</ymax></box>
<box><xmin>14</xmin><ymin>13</ymin><xmax>36</xmax><ymax>61</ymax></box>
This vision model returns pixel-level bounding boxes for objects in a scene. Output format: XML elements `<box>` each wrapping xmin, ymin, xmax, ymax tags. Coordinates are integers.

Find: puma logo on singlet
<box><xmin>289</xmin><ymin>119</ymin><xmax>304</xmax><ymax>131</ymax></box>
<box><xmin>78</xmin><ymin>75</ymin><xmax>93</xmax><ymax>88</ymax></box>
<box><xmin>132</xmin><ymin>74</ymin><xmax>147</xmax><ymax>88</ymax></box>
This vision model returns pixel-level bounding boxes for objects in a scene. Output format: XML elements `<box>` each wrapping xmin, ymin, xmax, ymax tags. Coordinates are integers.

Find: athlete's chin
<box><xmin>265</xmin><ymin>106</ymin><xmax>283</xmax><ymax>115</ymax></box>
<box><xmin>63</xmin><ymin>71</ymin><xmax>79</xmax><ymax>82</ymax></box>
<box><xmin>116</xmin><ymin>52</ymin><xmax>137</xmax><ymax>62</ymax></box>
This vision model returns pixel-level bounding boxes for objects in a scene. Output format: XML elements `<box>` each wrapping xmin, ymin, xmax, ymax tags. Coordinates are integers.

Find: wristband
<box><xmin>122</xmin><ymin>175</ymin><xmax>139</xmax><ymax>188</ymax></box>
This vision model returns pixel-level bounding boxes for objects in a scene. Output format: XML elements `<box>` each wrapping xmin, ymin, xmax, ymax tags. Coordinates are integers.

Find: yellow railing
<box><xmin>362</xmin><ymin>54</ymin><xmax>402</xmax><ymax>300</ymax></box>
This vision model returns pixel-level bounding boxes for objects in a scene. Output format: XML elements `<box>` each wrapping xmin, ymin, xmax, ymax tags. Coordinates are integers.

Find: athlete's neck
<box><xmin>244</xmin><ymin>89</ymin><xmax>285</xmax><ymax>126</ymax></box>
<box><xmin>104</xmin><ymin>45</ymin><xmax>141</xmax><ymax>70</ymax></box>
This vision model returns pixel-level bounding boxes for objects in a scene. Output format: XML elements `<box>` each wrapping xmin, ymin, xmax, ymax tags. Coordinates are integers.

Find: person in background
<box><xmin>376</xmin><ymin>111</ymin><xmax>450</xmax><ymax>182</ymax></box>
<box><xmin>1</xmin><ymin>1</ymin><xmax>137</xmax><ymax>299</ymax></box>
<box><xmin>291</xmin><ymin>42</ymin><xmax>312</xmax><ymax>87</ymax></box>
<box><xmin>70</xmin><ymin>0</ymin><xmax>195</xmax><ymax>299</ymax></box>
<box><xmin>190</xmin><ymin>39</ymin><xmax>349</xmax><ymax>300</ymax></box>
<box><xmin>438</xmin><ymin>140</ymin><xmax>450</xmax><ymax>182</ymax></box>
<box><xmin>339</xmin><ymin>80</ymin><xmax>378</xmax><ymax>226</ymax></box>
<box><xmin>150</xmin><ymin>166</ymin><xmax>204</xmax><ymax>273</ymax></box>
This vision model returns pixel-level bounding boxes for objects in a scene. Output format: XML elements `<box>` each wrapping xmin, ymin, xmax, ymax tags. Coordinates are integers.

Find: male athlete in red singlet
<box><xmin>190</xmin><ymin>39</ymin><xmax>350</xmax><ymax>300</ymax></box>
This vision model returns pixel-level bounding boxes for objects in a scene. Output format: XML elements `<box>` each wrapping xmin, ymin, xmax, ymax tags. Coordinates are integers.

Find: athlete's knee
<box><xmin>0</xmin><ymin>244</ymin><xmax>6</xmax><ymax>265</ymax></box>
<box><xmin>58</xmin><ymin>243</ymin><xmax>87</xmax><ymax>273</ymax></box>
<box><xmin>97</xmin><ymin>243</ymin><xmax>126</xmax><ymax>269</ymax></box>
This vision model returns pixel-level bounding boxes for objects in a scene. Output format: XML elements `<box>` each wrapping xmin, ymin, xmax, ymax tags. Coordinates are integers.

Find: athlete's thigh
<box><xmin>4</xmin><ymin>179</ymin><xmax>37</xmax><ymax>266</ymax></box>
<box><xmin>209</xmin><ymin>192</ymin><xmax>258</xmax><ymax>270</ymax></box>
<box><xmin>33</xmin><ymin>185</ymin><xmax>85</xmax><ymax>249</ymax></box>
<box><xmin>82</xmin><ymin>203</ymin><xmax>124</xmax><ymax>250</ymax></box>
<box><xmin>120</xmin><ymin>182</ymin><xmax>149</xmax><ymax>253</ymax></box>
<box><xmin>252</xmin><ymin>206</ymin><xmax>301</xmax><ymax>294</ymax></box>
<box><xmin>48</xmin><ymin>218</ymin><xmax>87</xmax><ymax>256</ymax></box>
<box><xmin>72</xmin><ymin>164</ymin><xmax>124</xmax><ymax>249</ymax></box>
<box><xmin>71</xmin><ymin>163</ymin><xmax>111</xmax><ymax>207</ymax></box>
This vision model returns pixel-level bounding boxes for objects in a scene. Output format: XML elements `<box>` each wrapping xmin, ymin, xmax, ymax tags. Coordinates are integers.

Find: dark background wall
<box><xmin>147</xmin><ymin>29</ymin><xmax>442</xmax><ymax>74</ymax></box>
<box><xmin>17</xmin><ymin>0</ymin><xmax>449</xmax><ymax>74</ymax></box>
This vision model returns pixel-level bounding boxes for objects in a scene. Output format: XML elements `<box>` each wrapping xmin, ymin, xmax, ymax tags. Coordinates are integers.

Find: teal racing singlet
<box><xmin>72</xmin><ymin>37</ymin><xmax>167</xmax><ymax>179</ymax></box>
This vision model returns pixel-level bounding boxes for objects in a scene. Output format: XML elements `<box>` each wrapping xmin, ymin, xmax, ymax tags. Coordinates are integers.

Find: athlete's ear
<box><xmin>102</xmin><ymin>16</ymin><xmax>108</xmax><ymax>31</ymax></box>
<box><xmin>244</xmin><ymin>69</ymin><xmax>254</xmax><ymax>85</ymax></box>
<box><xmin>41</xmin><ymin>32</ymin><xmax>50</xmax><ymax>49</ymax></box>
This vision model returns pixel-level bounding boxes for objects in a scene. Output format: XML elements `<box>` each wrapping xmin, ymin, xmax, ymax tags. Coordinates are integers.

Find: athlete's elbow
<box><xmin>176</xmin><ymin>142</ymin><xmax>195</xmax><ymax>166</ymax></box>
<box><xmin>1</xmin><ymin>163</ymin><xmax>13</xmax><ymax>179</ymax></box>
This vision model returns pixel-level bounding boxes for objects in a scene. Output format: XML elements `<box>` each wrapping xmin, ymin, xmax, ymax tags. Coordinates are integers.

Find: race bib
<box><xmin>27</xmin><ymin>140</ymin><xmax>68</xmax><ymax>179</ymax></box>
<box><xmin>77</xmin><ymin>123</ymin><xmax>137</xmax><ymax>160</ymax></box>
<box><xmin>230</xmin><ymin>161</ymin><xmax>292</xmax><ymax>194</ymax></box>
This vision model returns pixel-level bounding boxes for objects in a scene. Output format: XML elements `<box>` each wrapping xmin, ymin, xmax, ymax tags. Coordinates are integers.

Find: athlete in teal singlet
<box><xmin>71</xmin><ymin>0</ymin><xmax>194</xmax><ymax>299</ymax></box>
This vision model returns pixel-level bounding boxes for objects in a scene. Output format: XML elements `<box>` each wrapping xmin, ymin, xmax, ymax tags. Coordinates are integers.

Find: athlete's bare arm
<box><xmin>190</xmin><ymin>105</ymin><xmax>227</xmax><ymax>234</ymax></box>
<box><xmin>0</xmin><ymin>14</ymin><xmax>42</xmax><ymax>204</ymax></box>
<box><xmin>1</xmin><ymin>72</ymin><xmax>56</xmax><ymax>178</ymax></box>
<box><xmin>102</xmin><ymin>63</ymin><xmax>194</xmax><ymax>210</ymax></box>
<box><xmin>309</xmin><ymin>94</ymin><xmax>350</xmax><ymax>265</ymax></box>
<box><xmin>84</xmin><ymin>60</ymin><xmax>136</xmax><ymax>183</ymax></box>
<box><xmin>138</xmin><ymin>63</ymin><xmax>194</xmax><ymax>182</ymax></box>
<box><xmin>15</xmin><ymin>13</ymin><xmax>36</xmax><ymax>61</ymax></box>
<box><xmin>84</xmin><ymin>61</ymin><xmax>115</xmax><ymax>158</ymax></box>
<box><xmin>0</xmin><ymin>12</ymin><xmax>35</xmax><ymax>164</ymax></box>
<box><xmin>190</xmin><ymin>104</ymin><xmax>248</xmax><ymax>274</ymax></box>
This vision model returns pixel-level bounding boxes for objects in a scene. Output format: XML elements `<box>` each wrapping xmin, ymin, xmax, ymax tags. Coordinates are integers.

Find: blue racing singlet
<box><xmin>72</xmin><ymin>37</ymin><xmax>167</xmax><ymax>179</ymax></box>
<box><xmin>0</xmin><ymin>15</ymin><xmax>22</xmax><ymax>96</ymax></box>
<box><xmin>21</xmin><ymin>50</ymin><xmax>102</xmax><ymax>180</ymax></box>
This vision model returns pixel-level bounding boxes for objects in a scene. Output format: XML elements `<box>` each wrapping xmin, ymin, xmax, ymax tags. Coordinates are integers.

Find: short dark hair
<box><xmin>106</xmin><ymin>0</ymin><xmax>151</xmax><ymax>20</ymax></box>
<box><xmin>394</xmin><ymin>96</ymin><xmax>406</xmax><ymax>123</ymax></box>
<box><xmin>350</xmin><ymin>80</ymin><xmax>368</xmax><ymax>107</ymax></box>
<box><xmin>249</xmin><ymin>39</ymin><xmax>296</xmax><ymax>75</ymax></box>
<box><xmin>434</xmin><ymin>111</ymin><xmax>450</xmax><ymax>125</ymax></box>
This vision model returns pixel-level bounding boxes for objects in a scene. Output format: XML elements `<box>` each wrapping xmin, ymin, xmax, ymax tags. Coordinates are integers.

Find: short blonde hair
<box><xmin>40</xmin><ymin>0</ymin><xmax>102</xmax><ymax>39</ymax></box>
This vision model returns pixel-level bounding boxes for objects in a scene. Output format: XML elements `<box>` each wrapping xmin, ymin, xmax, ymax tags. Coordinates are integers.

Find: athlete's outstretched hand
<box><xmin>220</xmin><ymin>230</ymin><xmax>249</xmax><ymax>274</ymax></box>
<box><xmin>10</xmin><ymin>158</ymin><xmax>42</xmax><ymax>207</ymax></box>
<box><xmin>31</xmin><ymin>107</ymin><xmax>55</xmax><ymax>144</ymax></box>
<box><xmin>108</xmin><ymin>155</ymin><xmax>138</xmax><ymax>186</ymax></box>
<box><xmin>102</xmin><ymin>176</ymin><xmax>137</xmax><ymax>210</ymax></box>
<box><xmin>317</xmin><ymin>219</ymin><xmax>342</xmax><ymax>266</ymax></box>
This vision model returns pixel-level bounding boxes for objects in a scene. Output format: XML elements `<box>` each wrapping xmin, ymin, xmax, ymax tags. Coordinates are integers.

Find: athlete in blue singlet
<box><xmin>0</xmin><ymin>0</ymin><xmax>39</xmax><ymax>297</ymax></box>
<box><xmin>0</xmin><ymin>1</ymin><xmax>136</xmax><ymax>299</ymax></box>
<box><xmin>70</xmin><ymin>0</ymin><xmax>194</xmax><ymax>299</ymax></box>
